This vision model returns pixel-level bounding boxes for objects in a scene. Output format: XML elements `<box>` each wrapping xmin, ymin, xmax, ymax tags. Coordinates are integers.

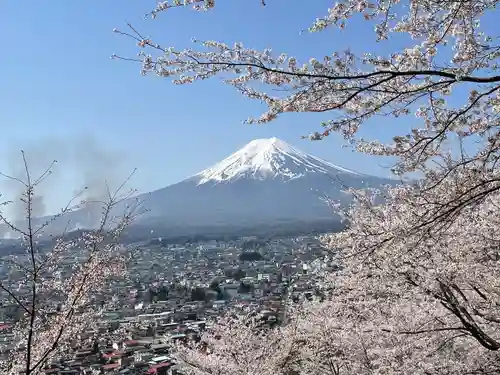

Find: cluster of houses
<box><xmin>0</xmin><ymin>235</ymin><xmax>331</xmax><ymax>374</ymax></box>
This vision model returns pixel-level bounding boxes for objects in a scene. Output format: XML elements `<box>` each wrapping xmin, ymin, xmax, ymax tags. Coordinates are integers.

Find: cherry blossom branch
<box><xmin>116</xmin><ymin>24</ymin><xmax>500</xmax><ymax>83</ymax></box>
<box><xmin>438</xmin><ymin>281</ymin><xmax>500</xmax><ymax>351</ymax></box>
<box><xmin>27</xmin><ymin>178</ymin><xmax>141</xmax><ymax>374</ymax></box>
<box><xmin>0</xmin><ymin>283</ymin><xmax>31</xmax><ymax>316</ymax></box>
<box><xmin>381</xmin><ymin>326</ymin><xmax>466</xmax><ymax>335</ymax></box>
<box><xmin>113</xmin><ymin>1</ymin><xmax>500</xmax><ymax>373</ymax></box>
<box><xmin>24</xmin><ymin>151</ymin><xmax>39</xmax><ymax>375</ymax></box>
<box><xmin>116</xmin><ymin>46</ymin><xmax>500</xmax><ymax>84</ymax></box>
<box><xmin>0</xmin><ymin>155</ymin><xmax>141</xmax><ymax>375</ymax></box>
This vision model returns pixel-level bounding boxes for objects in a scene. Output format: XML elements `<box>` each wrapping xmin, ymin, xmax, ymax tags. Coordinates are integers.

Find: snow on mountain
<box><xmin>25</xmin><ymin>138</ymin><xmax>396</xmax><ymax>237</ymax></box>
<box><xmin>131</xmin><ymin>137</ymin><xmax>394</xmax><ymax>230</ymax></box>
<box><xmin>196</xmin><ymin>137</ymin><xmax>361</xmax><ymax>184</ymax></box>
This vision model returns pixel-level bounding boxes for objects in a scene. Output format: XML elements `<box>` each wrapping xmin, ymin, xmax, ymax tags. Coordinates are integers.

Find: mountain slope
<box><xmin>137</xmin><ymin>137</ymin><xmax>394</xmax><ymax>228</ymax></box>
<box><xmin>195</xmin><ymin>137</ymin><xmax>361</xmax><ymax>184</ymax></box>
<box><xmin>6</xmin><ymin>138</ymin><xmax>396</xmax><ymax>238</ymax></box>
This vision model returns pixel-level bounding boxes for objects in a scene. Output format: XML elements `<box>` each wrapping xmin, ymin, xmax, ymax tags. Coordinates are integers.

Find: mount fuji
<box><xmin>129</xmin><ymin>137</ymin><xmax>395</xmax><ymax>232</ymax></box>
<box><xmin>194</xmin><ymin>137</ymin><xmax>362</xmax><ymax>184</ymax></box>
<box><xmin>2</xmin><ymin>138</ymin><xmax>395</xmax><ymax>240</ymax></box>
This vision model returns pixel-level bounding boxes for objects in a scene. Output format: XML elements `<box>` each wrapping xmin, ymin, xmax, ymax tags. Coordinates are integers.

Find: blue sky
<box><xmin>0</xmin><ymin>1</ymin><xmax>430</xmax><ymax>212</ymax></box>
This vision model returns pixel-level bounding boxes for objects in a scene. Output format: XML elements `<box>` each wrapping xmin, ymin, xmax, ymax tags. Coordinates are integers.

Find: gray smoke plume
<box><xmin>2</xmin><ymin>138</ymin><xmax>65</xmax><ymax>232</ymax></box>
<box><xmin>69</xmin><ymin>135</ymin><xmax>129</xmax><ymax>229</ymax></box>
<box><xmin>1</xmin><ymin>135</ymin><xmax>130</xmax><ymax>236</ymax></box>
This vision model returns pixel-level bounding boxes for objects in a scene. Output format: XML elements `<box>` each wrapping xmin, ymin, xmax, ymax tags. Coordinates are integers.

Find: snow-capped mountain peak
<box><xmin>196</xmin><ymin>137</ymin><xmax>360</xmax><ymax>185</ymax></box>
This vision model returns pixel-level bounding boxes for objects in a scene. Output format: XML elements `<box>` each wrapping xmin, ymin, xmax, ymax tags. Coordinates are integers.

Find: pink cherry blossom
<box><xmin>0</xmin><ymin>155</ymin><xmax>140</xmax><ymax>375</ymax></box>
<box><xmin>116</xmin><ymin>1</ymin><xmax>500</xmax><ymax>374</ymax></box>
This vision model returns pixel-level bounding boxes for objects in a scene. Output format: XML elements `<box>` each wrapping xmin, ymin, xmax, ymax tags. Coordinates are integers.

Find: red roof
<box><xmin>103</xmin><ymin>351</ymin><xmax>122</xmax><ymax>359</ymax></box>
<box><xmin>147</xmin><ymin>362</ymin><xmax>171</xmax><ymax>374</ymax></box>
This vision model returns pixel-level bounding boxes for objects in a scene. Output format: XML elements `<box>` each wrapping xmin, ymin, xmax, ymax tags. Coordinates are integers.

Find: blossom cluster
<box><xmin>115</xmin><ymin>0</ymin><xmax>500</xmax><ymax>373</ymax></box>
<box><xmin>115</xmin><ymin>0</ymin><xmax>499</xmax><ymax>176</ymax></box>
<box><xmin>0</xmin><ymin>162</ymin><xmax>140</xmax><ymax>375</ymax></box>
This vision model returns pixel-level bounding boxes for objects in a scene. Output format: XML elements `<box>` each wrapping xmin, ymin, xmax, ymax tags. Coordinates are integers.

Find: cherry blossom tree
<box><xmin>114</xmin><ymin>0</ymin><xmax>500</xmax><ymax>373</ymax></box>
<box><xmin>0</xmin><ymin>152</ymin><xmax>140</xmax><ymax>375</ymax></box>
<box><xmin>170</xmin><ymin>314</ymin><xmax>306</xmax><ymax>375</ymax></box>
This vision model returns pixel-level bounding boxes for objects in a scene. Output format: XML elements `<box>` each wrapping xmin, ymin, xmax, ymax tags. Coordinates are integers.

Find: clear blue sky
<box><xmin>1</xmin><ymin>1</ymin><xmax>416</xmax><ymax>212</ymax></box>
